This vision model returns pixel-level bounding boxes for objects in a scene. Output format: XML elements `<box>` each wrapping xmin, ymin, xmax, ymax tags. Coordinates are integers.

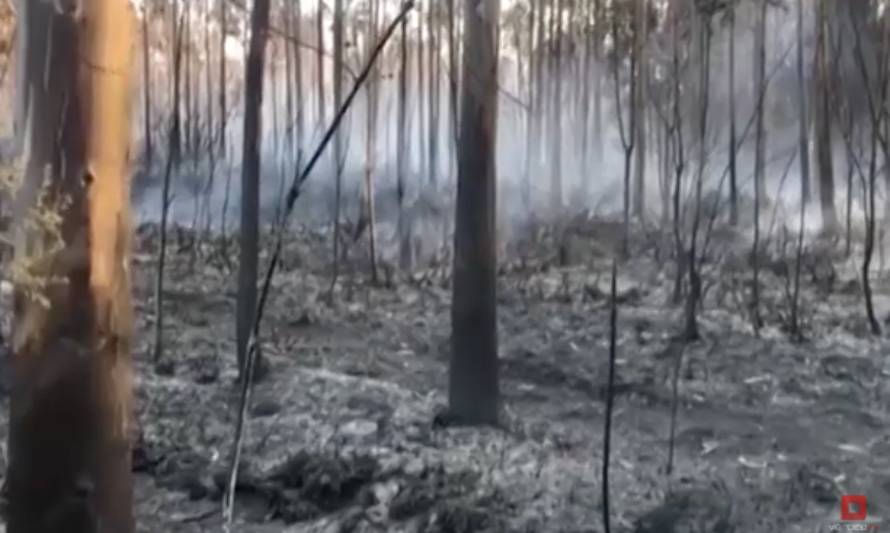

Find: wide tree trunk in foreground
<box><xmin>236</xmin><ymin>0</ymin><xmax>271</xmax><ymax>378</ymax></box>
<box><xmin>449</xmin><ymin>0</ymin><xmax>500</xmax><ymax>426</ymax></box>
<box><xmin>8</xmin><ymin>0</ymin><xmax>136</xmax><ymax>531</ymax></box>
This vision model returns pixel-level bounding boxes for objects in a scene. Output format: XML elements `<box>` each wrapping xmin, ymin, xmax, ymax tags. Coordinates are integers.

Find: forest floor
<box><xmin>4</xmin><ymin>212</ymin><xmax>890</xmax><ymax>532</ymax></box>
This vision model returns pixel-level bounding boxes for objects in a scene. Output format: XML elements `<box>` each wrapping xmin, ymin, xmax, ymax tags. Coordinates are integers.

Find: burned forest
<box><xmin>2</xmin><ymin>0</ymin><xmax>890</xmax><ymax>531</ymax></box>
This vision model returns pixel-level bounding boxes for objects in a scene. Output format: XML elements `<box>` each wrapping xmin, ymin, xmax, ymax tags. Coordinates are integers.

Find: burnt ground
<box><xmin>3</xmin><ymin>213</ymin><xmax>890</xmax><ymax>532</ymax></box>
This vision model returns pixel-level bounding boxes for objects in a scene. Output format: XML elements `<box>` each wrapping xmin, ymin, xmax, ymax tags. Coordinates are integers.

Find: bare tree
<box><xmin>295</xmin><ymin>0</ymin><xmax>306</xmax><ymax>162</ymax></box>
<box><xmin>751</xmin><ymin>0</ymin><xmax>767</xmax><ymax>332</ymax></box>
<box><xmin>236</xmin><ymin>0</ymin><xmax>272</xmax><ymax>379</ymax></box>
<box><xmin>727</xmin><ymin>0</ymin><xmax>738</xmax><ymax>225</ymax></box>
<box><xmin>684</xmin><ymin>3</ymin><xmax>712</xmax><ymax>341</ymax></box>
<box><xmin>578</xmin><ymin>0</ymin><xmax>591</xmax><ymax>202</ymax></box>
<box><xmin>317</xmin><ymin>0</ymin><xmax>326</xmax><ymax>126</ymax></box>
<box><xmin>448</xmin><ymin>0</ymin><xmax>500</xmax><ymax>426</ymax></box>
<box><xmin>219</xmin><ymin>0</ymin><xmax>227</xmax><ymax>155</ymax></box>
<box><xmin>796</xmin><ymin>0</ymin><xmax>811</xmax><ymax>204</ymax></box>
<box><xmin>329</xmin><ymin>0</ymin><xmax>345</xmax><ymax>294</ymax></box>
<box><xmin>550</xmin><ymin>0</ymin><xmax>564</xmax><ymax>214</ymax></box>
<box><xmin>522</xmin><ymin>0</ymin><xmax>538</xmax><ymax>209</ymax></box>
<box><xmin>633</xmin><ymin>0</ymin><xmax>648</xmax><ymax>218</ymax></box>
<box><xmin>850</xmin><ymin>3</ymin><xmax>884</xmax><ymax>335</ymax></box>
<box><xmin>611</xmin><ymin>0</ymin><xmax>638</xmax><ymax>257</ymax></box>
<box><xmin>153</xmin><ymin>0</ymin><xmax>184</xmax><ymax>366</ymax></box>
<box><xmin>669</xmin><ymin>0</ymin><xmax>686</xmax><ymax>306</ymax></box>
<box><xmin>397</xmin><ymin>8</ymin><xmax>411</xmax><ymax>270</ymax></box>
<box><xmin>447</xmin><ymin>0</ymin><xmax>459</xmax><ymax>180</ymax></box>
<box><xmin>364</xmin><ymin>0</ymin><xmax>381</xmax><ymax>283</ymax></box>
<box><xmin>428</xmin><ymin>0</ymin><xmax>440</xmax><ymax>186</ymax></box>
<box><xmin>815</xmin><ymin>0</ymin><xmax>837</xmax><ymax>233</ymax></box>
<box><xmin>417</xmin><ymin>0</ymin><xmax>427</xmax><ymax>179</ymax></box>
<box><xmin>184</xmin><ymin>2</ymin><xmax>193</xmax><ymax>155</ymax></box>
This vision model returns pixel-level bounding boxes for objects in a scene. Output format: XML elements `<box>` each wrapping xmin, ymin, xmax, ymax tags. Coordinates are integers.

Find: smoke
<box><xmin>132</xmin><ymin>0</ymin><xmax>890</xmax><ymax>249</ymax></box>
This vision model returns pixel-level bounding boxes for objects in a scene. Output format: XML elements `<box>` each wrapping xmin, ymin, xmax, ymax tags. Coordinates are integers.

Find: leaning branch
<box><xmin>222</xmin><ymin>1</ymin><xmax>416</xmax><ymax>525</ymax></box>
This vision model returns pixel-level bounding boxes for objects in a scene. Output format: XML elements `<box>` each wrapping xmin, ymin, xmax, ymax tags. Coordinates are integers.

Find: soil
<box><xmin>3</xmin><ymin>213</ymin><xmax>890</xmax><ymax>532</ymax></box>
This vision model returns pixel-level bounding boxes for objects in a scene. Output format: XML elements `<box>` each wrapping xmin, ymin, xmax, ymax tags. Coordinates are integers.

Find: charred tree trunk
<box><xmin>633</xmin><ymin>0</ymin><xmax>647</xmax><ymax>219</ymax></box>
<box><xmin>218</xmin><ymin>0</ymin><xmax>227</xmax><ymax>156</ymax></box>
<box><xmin>815</xmin><ymin>0</ymin><xmax>837</xmax><ymax>234</ymax></box>
<box><xmin>612</xmin><ymin>0</ymin><xmax>637</xmax><ymax>258</ymax></box>
<box><xmin>183</xmin><ymin>2</ymin><xmax>193</xmax><ymax>156</ymax></box>
<box><xmin>796</xmin><ymin>0</ymin><xmax>811</xmax><ymax>205</ymax></box>
<box><xmin>153</xmin><ymin>2</ymin><xmax>184</xmax><ymax>365</ymax></box>
<box><xmin>236</xmin><ymin>0</ymin><xmax>271</xmax><ymax>379</ymax></box>
<box><xmin>365</xmin><ymin>0</ymin><xmax>380</xmax><ymax>282</ymax></box>
<box><xmin>397</xmin><ymin>11</ymin><xmax>411</xmax><ymax>270</ymax></box>
<box><xmin>329</xmin><ymin>0</ymin><xmax>345</xmax><ymax>293</ymax></box>
<box><xmin>550</xmin><ymin>0</ymin><xmax>564</xmax><ymax>215</ymax></box>
<box><xmin>449</xmin><ymin>0</ymin><xmax>500</xmax><ymax>426</ymax></box>
<box><xmin>428</xmin><ymin>0</ymin><xmax>440</xmax><ymax>187</ymax></box>
<box><xmin>670</xmin><ymin>2</ymin><xmax>685</xmax><ymax>306</ymax></box>
<box><xmin>751</xmin><ymin>0</ymin><xmax>767</xmax><ymax>332</ymax></box>
<box><xmin>447</xmin><ymin>0</ymin><xmax>459</xmax><ymax>182</ymax></box>
<box><xmin>593</xmin><ymin>0</ymin><xmax>604</xmax><ymax>189</ymax></box>
<box><xmin>417</xmin><ymin>0</ymin><xmax>427</xmax><ymax>180</ymax></box>
<box><xmin>522</xmin><ymin>0</ymin><xmax>537</xmax><ymax>209</ymax></box>
<box><xmin>317</xmin><ymin>0</ymin><xmax>326</xmax><ymax>126</ymax></box>
<box><xmin>294</xmin><ymin>0</ymin><xmax>305</xmax><ymax>161</ymax></box>
<box><xmin>579</xmin><ymin>0</ymin><xmax>592</xmax><ymax>203</ymax></box>
<box><xmin>685</xmin><ymin>8</ymin><xmax>711</xmax><ymax>342</ymax></box>
<box><xmin>727</xmin><ymin>3</ymin><xmax>738</xmax><ymax>225</ymax></box>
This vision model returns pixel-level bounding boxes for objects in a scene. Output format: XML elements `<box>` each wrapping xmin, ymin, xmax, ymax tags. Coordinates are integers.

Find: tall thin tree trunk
<box><xmin>523</xmin><ymin>0</ymin><xmax>537</xmax><ymax>210</ymax></box>
<box><xmin>294</xmin><ymin>0</ymin><xmax>305</xmax><ymax>160</ymax></box>
<box><xmin>670</xmin><ymin>3</ymin><xmax>685</xmax><ymax>306</ymax></box>
<box><xmin>236</xmin><ymin>0</ymin><xmax>272</xmax><ymax>379</ymax></box>
<box><xmin>184</xmin><ymin>2</ymin><xmax>193</xmax><ymax>156</ymax></box>
<box><xmin>153</xmin><ymin>1</ymin><xmax>183</xmax><ymax>365</ymax></box>
<box><xmin>633</xmin><ymin>0</ymin><xmax>647</xmax><ymax>219</ymax></box>
<box><xmin>398</xmin><ymin>11</ymin><xmax>411</xmax><ymax>270</ymax></box>
<box><xmin>579</xmin><ymin>0</ymin><xmax>592</xmax><ymax>203</ymax></box>
<box><xmin>204</xmin><ymin>0</ymin><xmax>214</xmax><ymax>155</ymax></box>
<box><xmin>218</xmin><ymin>0</ymin><xmax>227</xmax><ymax>155</ymax></box>
<box><xmin>365</xmin><ymin>0</ymin><xmax>380</xmax><ymax>282</ymax></box>
<box><xmin>752</xmin><ymin>0</ymin><xmax>767</xmax><ymax>332</ymax></box>
<box><xmin>317</xmin><ymin>0</ymin><xmax>326</xmax><ymax>127</ymax></box>
<box><xmin>685</xmin><ymin>8</ymin><xmax>711</xmax><ymax>341</ymax></box>
<box><xmin>284</xmin><ymin>3</ymin><xmax>294</xmax><ymax>160</ymax></box>
<box><xmin>550</xmin><ymin>0</ymin><xmax>564</xmax><ymax>215</ymax></box>
<box><xmin>329</xmin><ymin>0</ymin><xmax>345</xmax><ymax>294</ymax></box>
<box><xmin>612</xmin><ymin>0</ymin><xmax>637</xmax><ymax>257</ymax></box>
<box><xmin>728</xmin><ymin>3</ymin><xmax>738</xmax><ymax>225</ymax></box>
<box><xmin>797</xmin><ymin>0</ymin><xmax>811</xmax><ymax>204</ymax></box>
<box><xmin>447</xmin><ymin>0</ymin><xmax>459</xmax><ymax>183</ymax></box>
<box><xmin>201</xmin><ymin>0</ymin><xmax>216</xmax><ymax>235</ymax></box>
<box><xmin>417</xmin><ymin>0</ymin><xmax>427</xmax><ymax>180</ymax></box>
<box><xmin>533</xmin><ymin>0</ymin><xmax>547</xmax><ymax>210</ymax></box>
<box><xmin>593</xmin><ymin>0</ymin><xmax>603</xmax><ymax>185</ymax></box>
<box><xmin>449</xmin><ymin>0</ymin><xmax>501</xmax><ymax>427</ymax></box>
<box><xmin>816</xmin><ymin>0</ymin><xmax>837</xmax><ymax>234</ymax></box>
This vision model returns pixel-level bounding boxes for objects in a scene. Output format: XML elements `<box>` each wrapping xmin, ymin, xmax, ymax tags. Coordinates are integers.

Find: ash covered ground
<box><xmin>4</xmin><ymin>212</ymin><xmax>890</xmax><ymax>533</ymax></box>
